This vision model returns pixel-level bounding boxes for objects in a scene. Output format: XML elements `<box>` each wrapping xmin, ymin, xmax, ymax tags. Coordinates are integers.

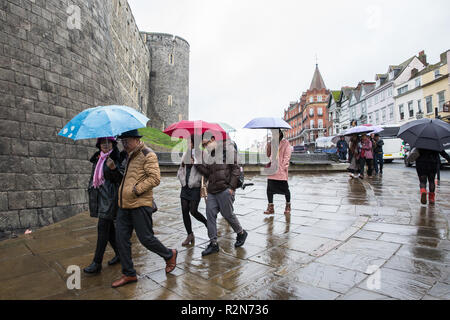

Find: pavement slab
<box><xmin>0</xmin><ymin>165</ymin><xmax>449</xmax><ymax>300</ymax></box>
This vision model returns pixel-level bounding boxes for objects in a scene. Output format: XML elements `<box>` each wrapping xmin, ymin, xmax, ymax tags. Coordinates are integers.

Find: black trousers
<box><xmin>359</xmin><ymin>158</ymin><xmax>373</xmax><ymax>176</ymax></box>
<box><xmin>116</xmin><ymin>206</ymin><xmax>173</xmax><ymax>277</ymax></box>
<box><xmin>93</xmin><ymin>218</ymin><xmax>118</xmax><ymax>264</ymax></box>
<box><xmin>181</xmin><ymin>198</ymin><xmax>207</xmax><ymax>235</ymax></box>
<box><xmin>267</xmin><ymin>179</ymin><xmax>291</xmax><ymax>203</ymax></box>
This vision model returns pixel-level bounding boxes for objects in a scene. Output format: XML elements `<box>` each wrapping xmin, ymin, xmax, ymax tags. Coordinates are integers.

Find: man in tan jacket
<box><xmin>111</xmin><ymin>129</ymin><xmax>177</xmax><ymax>288</ymax></box>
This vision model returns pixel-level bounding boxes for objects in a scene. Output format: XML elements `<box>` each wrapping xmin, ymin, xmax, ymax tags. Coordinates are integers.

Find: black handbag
<box><xmin>88</xmin><ymin>186</ymin><xmax>99</xmax><ymax>218</ymax></box>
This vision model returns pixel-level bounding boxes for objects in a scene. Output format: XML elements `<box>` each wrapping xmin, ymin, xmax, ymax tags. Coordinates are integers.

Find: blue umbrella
<box><xmin>58</xmin><ymin>105</ymin><xmax>150</xmax><ymax>140</ymax></box>
<box><xmin>243</xmin><ymin>117</ymin><xmax>292</xmax><ymax>129</ymax></box>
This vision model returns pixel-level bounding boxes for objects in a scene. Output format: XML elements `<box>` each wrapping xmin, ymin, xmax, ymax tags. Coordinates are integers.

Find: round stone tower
<box><xmin>141</xmin><ymin>32</ymin><xmax>190</xmax><ymax>130</ymax></box>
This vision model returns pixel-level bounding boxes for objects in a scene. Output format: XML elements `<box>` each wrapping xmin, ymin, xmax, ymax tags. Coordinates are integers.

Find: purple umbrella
<box><xmin>343</xmin><ymin>125</ymin><xmax>374</xmax><ymax>136</ymax></box>
<box><xmin>243</xmin><ymin>117</ymin><xmax>292</xmax><ymax>129</ymax></box>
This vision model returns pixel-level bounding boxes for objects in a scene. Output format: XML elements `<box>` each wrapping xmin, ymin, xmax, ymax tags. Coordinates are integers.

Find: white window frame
<box><xmin>426</xmin><ymin>96</ymin><xmax>433</xmax><ymax>114</ymax></box>
<box><xmin>415</xmin><ymin>78</ymin><xmax>421</xmax><ymax>88</ymax></box>
<box><xmin>399</xmin><ymin>104</ymin><xmax>404</xmax><ymax>120</ymax></box>
<box><xmin>408</xmin><ymin>101</ymin><xmax>414</xmax><ymax>118</ymax></box>
<box><xmin>438</xmin><ymin>91</ymin><xmax>445</xmax><ymax>112</ymax></box>
<box><xmin>434</xmin><ymin>69</ymin><xmax>440</xmax><ymax>79</ymax></box>
<box><xmin>397</xmin><ymin>85</ymin><xmax>408</xmax><ymax>95</ymax></box>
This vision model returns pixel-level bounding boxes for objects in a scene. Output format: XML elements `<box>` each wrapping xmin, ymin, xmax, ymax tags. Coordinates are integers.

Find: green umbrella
<box><xmin>216</xmin><ymin>122</ymin><xmax>236</xmax><ymax>133</ymax></box>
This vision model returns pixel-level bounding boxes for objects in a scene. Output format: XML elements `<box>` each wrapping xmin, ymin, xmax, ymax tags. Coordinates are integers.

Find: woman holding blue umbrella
<box><xmin>84</xmin><ymin>137</ymin><xmax>126</xmax><ymax>274</ymax></box>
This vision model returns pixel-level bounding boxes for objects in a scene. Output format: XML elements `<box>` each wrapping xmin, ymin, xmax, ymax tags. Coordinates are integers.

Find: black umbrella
<box><xmin>397</xmin><ymin>118</ymin><xmax>450</xmax><ymax>151</ymax></box>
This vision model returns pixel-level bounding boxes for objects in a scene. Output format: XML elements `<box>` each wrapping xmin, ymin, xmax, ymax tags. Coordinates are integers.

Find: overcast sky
<box><xmin>128</xmin><ymin>0</ymin><xmax>450</xmax><ymax>149</ymax></box>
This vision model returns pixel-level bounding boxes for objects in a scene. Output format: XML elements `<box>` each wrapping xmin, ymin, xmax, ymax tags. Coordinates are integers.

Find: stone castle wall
<box><xmin>143</xmin><ymin>32</ymin><xmax>190</xmax><ymax>130</ymax></box>
<box><xmin>0</xmin><ymin>0</ymin><xmax>151</xmax><ymax>233</ymax></box>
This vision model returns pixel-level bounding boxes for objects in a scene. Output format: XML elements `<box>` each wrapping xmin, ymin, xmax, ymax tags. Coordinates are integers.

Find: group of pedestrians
<box><xmin>346</xmin><ymin>133</ymin><xmax>384</xmax><ymax>179</ymax></box>
<box><xmin>83</xmin><ymin>127</ymin><xmax>294</xmax><ymax>288</ymax></box>
<box><xmin>85</xmin><ymin>129</ymin><xmax>178</xmax><ymax>288</ymax></box>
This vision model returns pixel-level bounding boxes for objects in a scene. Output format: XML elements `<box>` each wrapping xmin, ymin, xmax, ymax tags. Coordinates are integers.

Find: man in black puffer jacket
<box><xmin>195</xmin><ymin>136</ymin><xmax>247</xmax><ymax>256</ymax></box>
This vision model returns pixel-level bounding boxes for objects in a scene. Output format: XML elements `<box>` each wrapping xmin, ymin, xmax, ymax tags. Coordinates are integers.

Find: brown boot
<box><xmin>264</xmin><ymin>203</ymin><xmax>274</xmax><ymax>215</ymax></box>
<box><xmin>284</xmin><ymin>202</ymin><xmax>291</xmax><ymax>215</ymax></box>
<box><xmin>182</xmin><ymin>233</ymin><xmax>195</xmax><ymax>246</ymax></box>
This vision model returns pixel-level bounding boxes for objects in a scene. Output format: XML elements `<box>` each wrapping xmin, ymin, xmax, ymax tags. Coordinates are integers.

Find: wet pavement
<box><xmin>0</xmin><ymin>164</ymin><xmax>449</xmax><ymax>300</ymax></box>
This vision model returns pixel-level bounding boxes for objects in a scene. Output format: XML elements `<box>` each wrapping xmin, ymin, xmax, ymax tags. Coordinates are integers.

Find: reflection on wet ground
<box><xmin>0</xmin><ymin>166</ymin><xmax>449</xmax><ymax>300</ymax></box>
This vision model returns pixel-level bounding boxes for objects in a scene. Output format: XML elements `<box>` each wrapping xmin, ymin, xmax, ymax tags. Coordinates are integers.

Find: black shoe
<box><xmin>83</xmin><ymin>262</ymin><xmax>102</xmax><ymax>274</ymax></box>
<box><xmin>202</xmin><ymin>242</ymin><xmax>219</xmax><ymax>256</ymax></box>
<box><xmin>235</xmin><ymin>230</ymin><xmax>248</xmax><ymax>248</ymax></box>
<box><xmin>107</xmin><ymin>256</ymin><xmax>120</xmax><ymax>266</ymax></box>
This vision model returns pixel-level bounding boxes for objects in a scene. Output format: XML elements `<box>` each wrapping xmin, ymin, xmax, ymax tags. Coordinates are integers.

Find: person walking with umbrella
<box><xmin>57</xmin><ymin>105</ymin><xmax>154</xmax><ymax>277</ymax></box>
<box><xmin>84</xmin><ymin>137</ymin><xmax>125</xmax><ymax>274</ymax></box>
<box><xmin>195</xmin><ymin>135</ymin><xmax>248</xmax><ymax>256</ymax></box>
<box><xmin>177</xmin><ymin>135</ymin><xmax>208</xmax><ymax>246</ymax></box>
<box><xmin>111</xmin><ymin>129</ymin><xmax>177</xmax><ymax>288</ymax></box>
<box><xmin>347</xmin><ymin>134</ymin><xmax>360</xmax><ymax>178</ymax></box>
<box><xmin>412</xmin><ymin>148</ymin><xmax>450</xmax><ymax>204</ymax></box>
<box><xmin>242</xmin><ymin>117</ymin><xmax>292</xmax><ymax>214</ymax></box>
<box><xmin>400</xmin><ymin>118</ymin><xmax>450</xmax><ymax>204</ymax></box>
<box><xmin>359</xmin><ymin>134</ymin><xmax>374</xmax><ymax>178</ymax></box>
<box><xmin>263</xmin><ymin>129</ymin><xmax>292</xmax><ymax>215</ymax></box>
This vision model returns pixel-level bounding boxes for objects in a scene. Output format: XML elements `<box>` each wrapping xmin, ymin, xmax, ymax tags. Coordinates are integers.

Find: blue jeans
<box><xmin>338</xmin><ymin>151</ymin><xmax>347</xmax><ymax>160</ymax></box>
<box><xmin>373</xmin><ymin>153</ymin><xmax>383</xmax><ymax>174</ymax></box>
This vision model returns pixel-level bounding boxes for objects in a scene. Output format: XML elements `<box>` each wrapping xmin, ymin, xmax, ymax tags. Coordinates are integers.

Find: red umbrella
<box><xmin>163</xmin><ymin>120</ymin><xmax>230</xmax><ymax>141</ymax></box>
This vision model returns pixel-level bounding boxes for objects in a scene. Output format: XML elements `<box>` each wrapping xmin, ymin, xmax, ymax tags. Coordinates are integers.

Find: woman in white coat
<box><xmin>177</xmin><ymin>136</ymin><xmax>208</xmax><ymax>246</ymax></box>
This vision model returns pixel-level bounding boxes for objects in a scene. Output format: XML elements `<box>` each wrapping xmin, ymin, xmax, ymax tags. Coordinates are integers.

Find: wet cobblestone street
<box><xmin>1</xmin><ymin>166</ymin><xmax>449</xmax><ymax>300</ymax></box>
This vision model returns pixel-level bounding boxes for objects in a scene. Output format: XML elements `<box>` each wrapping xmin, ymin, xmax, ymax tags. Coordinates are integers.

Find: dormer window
<box><xmin>389</xmin><ymin>71</ymin><xmax>395</xmax><ymax>80</ymax></box>
<box><xmin>434</xmin><ymin>69</ymin><xmax>440</xmax><ymax>79</ymax></box>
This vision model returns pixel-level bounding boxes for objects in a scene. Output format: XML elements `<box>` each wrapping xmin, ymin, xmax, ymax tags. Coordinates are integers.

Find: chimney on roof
<box><xmin>418</xmin><ymin>50</ymin><xmax>428</xmax><ymax>66</ymax></box>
